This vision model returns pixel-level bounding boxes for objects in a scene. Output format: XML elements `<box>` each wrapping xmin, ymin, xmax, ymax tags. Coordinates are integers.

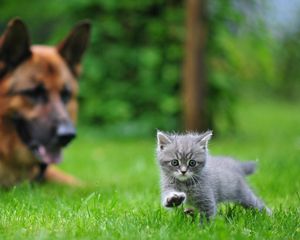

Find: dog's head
<box><xmin>0</xmin><ymin>18</ymin><xmax>90</xmax><ymax>164</ymax></box>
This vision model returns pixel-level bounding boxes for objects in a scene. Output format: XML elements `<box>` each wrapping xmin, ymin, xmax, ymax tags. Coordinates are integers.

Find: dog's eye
<box><xmin>188</xmin><ymin>160</ymin><xmax>197</xmax><ymax>167</ymax></box>
<box><xmin>60</xmin><ymin>88</ymin><xmax>72</xmax><ymax>103</ymax></box>
<box><xmin>20</xmin><ymin>86</ymin><xmax>47</xmax><ymax>104</ymax></box>
<box><xmin>171</xmin><ymin>159</ymin><xmax>179</xmax><ymax>166</ymax></box>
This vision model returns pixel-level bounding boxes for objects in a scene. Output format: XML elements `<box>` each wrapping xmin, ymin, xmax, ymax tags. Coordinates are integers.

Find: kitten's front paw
<box><xmin>164</xmin><ymin>192</ymin><xmax>186</xmax><ymax>208</ymax></box>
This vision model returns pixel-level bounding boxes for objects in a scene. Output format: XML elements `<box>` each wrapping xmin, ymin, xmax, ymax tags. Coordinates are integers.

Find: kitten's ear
<box><xmin>196</xmin><ymin>130</ymin><xmax>212</xmax><ymax>149</ymax></box>
<box><xmin>157</xmin><ymin>131</ymin><xmax>172</xmax><ymax>150</ymax></box>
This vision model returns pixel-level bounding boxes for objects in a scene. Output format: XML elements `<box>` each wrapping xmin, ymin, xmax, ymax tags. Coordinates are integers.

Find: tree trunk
<box><xmin>183</xmin><ymin>0</ymin><xmax>208</xmax><ymax>131</ymax></box>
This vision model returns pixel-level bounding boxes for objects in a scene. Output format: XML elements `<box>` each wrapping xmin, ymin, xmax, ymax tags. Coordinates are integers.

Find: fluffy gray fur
<box><xmin>156</xmin><ymin>130</ymin><xmax>271</xmax><ymax>220</ymax></box>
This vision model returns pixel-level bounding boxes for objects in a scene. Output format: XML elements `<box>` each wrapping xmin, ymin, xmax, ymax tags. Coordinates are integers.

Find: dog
<box><xmin>0</xmin><ymin>18</ymin><xmax>91</xmax><ymax>187</ymax></box>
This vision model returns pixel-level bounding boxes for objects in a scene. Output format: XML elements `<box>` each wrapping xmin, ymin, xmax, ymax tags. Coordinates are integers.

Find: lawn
<box><xmin>0</xmin><ymin>99</ymin><xmax>299</xmax><ymax>239</ymax></box>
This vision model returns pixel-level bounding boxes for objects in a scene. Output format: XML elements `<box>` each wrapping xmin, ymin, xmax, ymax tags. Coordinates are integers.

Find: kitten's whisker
<box><xmin>167</xmin><ymin>175</ymin><xmax>176</xmax><ymax>184</ymax></box>
<box><xmin>191</xmin><ymin>175</ymin><xmax>195</xmax><ymax>184</ymax></box>
<box><xmin>193</xmin><ymin>175</ymin><xmax>200</xmax><ymax>183</ymax></box>
<box><xmin>192</xmin><ymin>176</ymin><xmax>197</xmax><ymax>185</ymax></box>
<box><xmin>191</xmin><ymin>175</ymin><xmax>200</xmax><ymax>185</ymax></box>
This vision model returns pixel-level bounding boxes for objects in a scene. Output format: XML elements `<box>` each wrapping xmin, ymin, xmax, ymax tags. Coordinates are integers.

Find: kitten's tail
<box><xmin>240</xmin><ymin>161</ymin><xmax>257</xmax><ymax>175</ymax></box>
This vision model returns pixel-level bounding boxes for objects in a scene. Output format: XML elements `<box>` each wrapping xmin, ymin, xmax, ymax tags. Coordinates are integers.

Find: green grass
<box><xmin>0</xmin><ymin>99</ymin><xmax>300</xmax><ymax>239</ymax></box>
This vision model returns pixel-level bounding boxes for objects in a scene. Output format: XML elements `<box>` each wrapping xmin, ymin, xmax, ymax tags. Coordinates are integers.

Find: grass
<box><xmin>0</xmin><ymin>99</ymin><xmax>299</xmax><ymax>239</ymax></box>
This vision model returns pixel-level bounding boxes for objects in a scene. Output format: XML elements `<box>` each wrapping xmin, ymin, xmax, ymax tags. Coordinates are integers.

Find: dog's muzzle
<box><xmin>13</xmin><ymin>116</ymin><xmax>76</xmax><ymax>164</ymax></box>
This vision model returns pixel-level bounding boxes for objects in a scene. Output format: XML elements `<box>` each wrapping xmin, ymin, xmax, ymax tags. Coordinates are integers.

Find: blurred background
<box><xmin>0</xmin><ymin>3</ymin><xmax>299</xmax><ymax>236</ymax></box>
<box><xmin>0</xmin><ymin>0</ymin><xmax>299</xmax><ymax>136</ymax></box>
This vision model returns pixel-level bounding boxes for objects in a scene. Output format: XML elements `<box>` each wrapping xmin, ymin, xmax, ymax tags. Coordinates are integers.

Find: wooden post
<box><xmin>183</xmin><ymin>0</ymin><xmax>207</xmax><ymax>131</ymax></box>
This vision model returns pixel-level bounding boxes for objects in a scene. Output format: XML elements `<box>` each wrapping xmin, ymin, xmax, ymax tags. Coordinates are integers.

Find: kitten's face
<box><xmin>156</xmin><ymin>131</ymin><xmax>212</xmax><ymax>182</ymax></box>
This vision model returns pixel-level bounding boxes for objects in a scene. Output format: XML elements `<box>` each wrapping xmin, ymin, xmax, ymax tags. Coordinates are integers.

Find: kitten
<box><xmin>156</xmin><ymin>130</ymin><xmax>271</xmax><ymax>220</ymax></box>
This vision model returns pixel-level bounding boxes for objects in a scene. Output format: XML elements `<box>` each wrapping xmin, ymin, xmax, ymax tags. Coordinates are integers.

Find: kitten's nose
<box><xmin>180</xmin><ymin>167</ymin><xmax>187</xmax><ymax>175</ymax></box>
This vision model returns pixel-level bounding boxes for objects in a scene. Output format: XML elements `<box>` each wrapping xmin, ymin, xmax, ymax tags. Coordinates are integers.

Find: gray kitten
<box><xmin>156</xmin><ymin>130</ymin><xmax>271</xmax><ymax>220</ymax></box>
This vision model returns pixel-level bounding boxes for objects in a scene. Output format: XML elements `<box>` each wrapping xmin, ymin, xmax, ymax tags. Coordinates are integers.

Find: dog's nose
<box><xmin>56</xmin><ymin>123</ymin><xmax>76</xmax><ymax>147</ymax></box>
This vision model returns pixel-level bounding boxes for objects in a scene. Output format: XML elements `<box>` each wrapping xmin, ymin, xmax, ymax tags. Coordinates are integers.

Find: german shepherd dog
<box><xmin>0</xmin><ymin>18</ymin><xmax>90</xmax><ymax>187</ymax></box>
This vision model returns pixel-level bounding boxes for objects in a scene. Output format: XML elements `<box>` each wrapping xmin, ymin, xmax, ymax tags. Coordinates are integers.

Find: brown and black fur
<box><xmin>0</xmin><ymin>18</ymin><xmax>91</xmax><ymax>187</ymax></box>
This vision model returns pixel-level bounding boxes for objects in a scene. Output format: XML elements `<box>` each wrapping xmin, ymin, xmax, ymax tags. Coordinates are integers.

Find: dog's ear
<box><xmin>57</xmin><ymin>20</ymin><xmax>91</xmax><ymax>76</ymax></box>
<box><xmin>0</xmin><ymin>18</ymin><xmax>32</xmax><ymax>77</ymax></box>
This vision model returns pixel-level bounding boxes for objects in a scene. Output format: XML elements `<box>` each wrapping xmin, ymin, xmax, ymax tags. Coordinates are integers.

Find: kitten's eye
<box><xmin>188</xmin><ymin>160</ymin><xmax>197</xmax><ymax>167</ymax></box>
<box><xmin>171</xmin><ymin>159</ymin><xmax>179</xmax><ymax>166</ymax></box>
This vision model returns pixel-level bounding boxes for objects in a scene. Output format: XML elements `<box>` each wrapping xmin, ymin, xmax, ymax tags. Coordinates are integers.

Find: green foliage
<box><xmin>64</xmin><ymin>0</ymin><xmax>256</xmax><ymax>133</ymax></box>
<box><xmin>276</xmin><ymin>29</ymin><xmax>300</xmax><ymax>100</ymax></box>
<box><xmin>69</xmin><ymin>0</ymin><xmax>185</xmax><ymax>131</ymax></box>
